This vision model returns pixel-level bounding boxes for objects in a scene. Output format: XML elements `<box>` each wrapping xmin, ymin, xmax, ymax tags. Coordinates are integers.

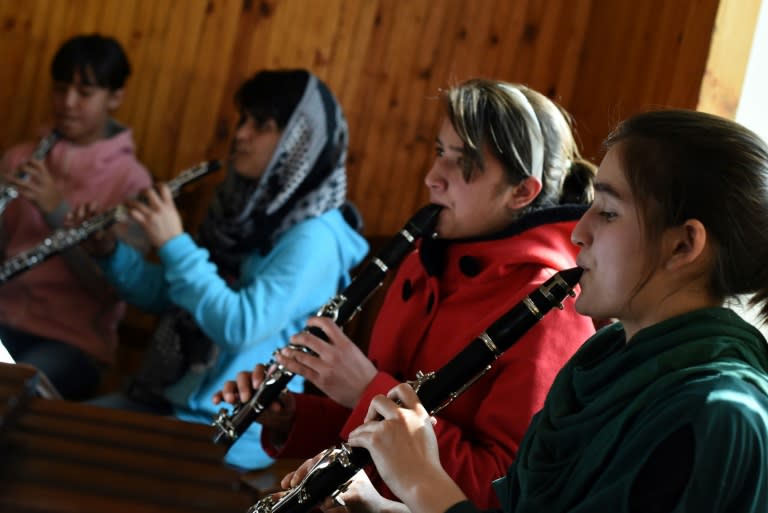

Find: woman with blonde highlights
<box><xmin>216</xmin><ymin>79</ymin><xmax>596</xmax><ymax>506</ymax></box>
<box><xmin>345</xmin><ymin>110</ymin><xmax>768</xmax><ymax>513</ymax></box>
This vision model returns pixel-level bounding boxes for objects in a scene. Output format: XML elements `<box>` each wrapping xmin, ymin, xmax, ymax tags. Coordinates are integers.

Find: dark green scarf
<box><xmin>496</xmin><ymin>307</ymin><xmax>768</xmax><ymax>512</ymax></box>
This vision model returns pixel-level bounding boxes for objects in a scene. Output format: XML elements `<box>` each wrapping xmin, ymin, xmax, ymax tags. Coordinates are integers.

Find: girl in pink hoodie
<box><xmin>0</xmin><ymin>34</ymin><xmax>151</xmax><ymax>399</ymax></box>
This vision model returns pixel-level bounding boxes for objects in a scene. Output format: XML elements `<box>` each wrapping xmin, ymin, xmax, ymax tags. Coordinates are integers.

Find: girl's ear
<box><xmin>506</xmin><ymin>176</ymin><xmax>543</xmax><ymax>210</ymax></box>
<box><xmin>664</xmin><ymin>219</ymin><xmax>709</xmax><ymax>271</ymax></box>
<box><xmin>107</xmin><ymin>88</ymin><xmax>125</xmax><ymax>111</ymax></box>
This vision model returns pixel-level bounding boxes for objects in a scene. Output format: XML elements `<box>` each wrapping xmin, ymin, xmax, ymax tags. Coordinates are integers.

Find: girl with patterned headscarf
<box><xmin>85</xmin><ymin>69</ymin><xmax>369</xmax><ymax>470</ymax></box>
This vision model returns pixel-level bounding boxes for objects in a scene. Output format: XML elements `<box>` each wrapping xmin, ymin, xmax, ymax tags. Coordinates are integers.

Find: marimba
<box><xmin>0</xmin><ymin>362</ymin><xmax>257</xmax><ymax>513</ymax></box>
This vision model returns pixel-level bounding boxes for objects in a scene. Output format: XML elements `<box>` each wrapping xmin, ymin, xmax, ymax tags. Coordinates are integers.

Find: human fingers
<box><xmin>385</xmin><ymin>383</ymin><xmax>422</xmax><ymax>409</ymax></box>
<box><xmin>212</xmin><ymin>378</ymin><xmax>240</xmax><ymax>405</ymax></box>
<box><xmin>281</xmin><ymin>452</ymin><xmax>325</xmax><ymax>489</ymax></box>
<box><xmin>67</xmin><ymin>202</ymin><xmax>101</xmax><ymax>225</ymax></box>
<box><xmin>158</xmin><ymin>183</ymin><xmax>174</xmax><ymax>204</ymax></box>
<box><xmin>274</xmin><ymin>342</ymin><xmax>328</xmax><ymax>383</ymax></box>
<box><xmin>360</xmin><ymin>393</ymin><xmax>402</xmax><ymax>423</ymax></box>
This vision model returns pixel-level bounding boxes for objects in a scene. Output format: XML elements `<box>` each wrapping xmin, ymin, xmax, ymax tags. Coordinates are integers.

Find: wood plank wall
<box><xmin>0</xmin><ymin>0</ymin><xmax>720</xmax><ymax>237</ymax></box>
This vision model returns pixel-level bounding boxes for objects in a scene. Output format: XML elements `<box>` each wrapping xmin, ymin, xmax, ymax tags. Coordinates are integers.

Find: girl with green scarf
<box><xmin>324</xmin><ymin>110</ymin><xmax>768</xmax><ymax>513</ymax></box>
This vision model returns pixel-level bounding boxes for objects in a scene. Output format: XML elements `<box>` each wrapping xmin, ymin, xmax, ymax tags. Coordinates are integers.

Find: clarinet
<box><xmin>212</xmin><ymin>204</ymin><xmax>443</xmax><ymax>446</ymax></box>
<box><xmin>0</xmin><ymin>131</ymin><xmax>61</xmax><ymax>216</ymax></box>
<box><xmin>0</xmin><ymin>159</ymin><xmax>222</xmax><ymax>284</ymax></box>
<box><xmin>249</xmin><ymin>266</ymin><xmax>583</xmax><ymax>513</ymax></box>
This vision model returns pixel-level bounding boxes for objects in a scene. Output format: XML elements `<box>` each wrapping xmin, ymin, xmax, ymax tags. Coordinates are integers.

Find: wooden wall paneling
<box><xmin>635</xmin><ymin>1</ymin><xmax>710</xmax><ymax>109</ymax></box>
<box><xmin>93</xmin><ymin>0</ymin><xmax>125</xmax><ymax>37</ymax></box>
<box><xmin>567</xmin><ymin>0</ymin><xmax>720</xmax><ymax>161</ymax></box>
<box><xmin>112</xmin><ymin>0</ymin><xmax>150</xmax><ymax>171</ymax></box>
<box><xmin>380</xmin><ymin>0</ymin><xmax>454</xmax><ymax>226</ymax></box>
<box><xmin>323</xmin><ymin>0</ymin><xmax>380</xmax><ymax>219</ymax></box>
<box><xmin>0</xmin><ymin>0</ymin><xmax>726</xmax><ymax>237</ymax></box>
<box><xmin>75</xmin><ymin>0</ymin><xmax>107</xmax><ymax>34</ymax></box>
<box><xmin>169</xmin><ymin>1</ymin><xmax>243</xmax><ymax>230</ymax></box>
<box><xmin>508</xmin><ymin>1</ymin><xmax>550</xmax><ymax>86</ymax></box>
<box><xmin>567</xmin><ymin>0</ymin><xmax>671</xmax><ymax>161</ymax></box>
<box><xmin>667</xmin><ymin>0</ymin><xmax>722</xmax><ymax>107</ymax></box>
<box><xmin>447</xmin><ymin>0</ymin><xmax>497</xmax><ymax>80</ymax></box>
<box><xmin>0</xmin><ymin>0</ymin><xmax>37</xmax><ymax>147</ymax></box>
<box><xmin>172</xmin><ymin>0</ymin><xmax>241</xmax><ymax>172</ymax></box>
<box><xmin>3</xmin><ymin>0</ymin><xmax>50</xmax><ymax>146</ymax></box>
<box><xmin>240</xmin><ymin>0</ymin><xmax>281</xmax><ymax>78</ymax></box>
<box><xmin>265</xmin><ymin>0</ymin><xmax>306</xmax><ymax>69</ymax></box>
<box><xmin>263</xmin><ymin>0</ymin><xmax>334</xmax><ymax>70</ymax></box>
<box><xmin>347</xmin><ymin>0</ymin><xmax>399</xmax><ymax>234</ymax></box>
<box><xmin>140</xmin><ymin>2</ymin><xmax>209</xmax><ymax>181</ymax></box>
<box><xmin>532</xmin><ymin>0</ymin><xmax>593</xmax><ymax>108</ymax></box>
<box><xmin>369</xmin><ymin>0</ymin><xmax>437</xmax><ymax>233</ymax></box>
<box><xmin>323</xmin><ymin>0</ymin><xmax>376</xmax><ymax>104</ymax></box>
<box><xmin>632</xmin><ymin>2</ymin><xmax>681</xmax><ymax>110</ymax></box>
<box><xmin>123</xmin><ymin>0</ymin><xmax>176</xmax><ymax>179</ymax></box>
<box><xmin>288</xmin><ymin>0</ymin><xmax>341</xmax><ymax>71</ymax></box>
<box><xmin>489</xmin><ymin>0</ymin><xmax>528</xmax><ymax>82</ymax></box>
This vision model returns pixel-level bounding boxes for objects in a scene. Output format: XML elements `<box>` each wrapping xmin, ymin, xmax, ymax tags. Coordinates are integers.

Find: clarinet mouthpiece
<box><xmin>558</xmin><ymin>266</ymin><xmax>583</xmax><ymax>289</ymax></box>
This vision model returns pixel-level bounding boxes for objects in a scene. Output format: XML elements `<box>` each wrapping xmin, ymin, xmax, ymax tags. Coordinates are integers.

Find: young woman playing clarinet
<box><xmin>214</xmin><ymin>79</ymin><xmax>597</xmax><ymax>506</ymax></box>
<box><xmin>336</xmin><ymin>109</ymin><xmax>768</xmax><ymax>513</ymax></box>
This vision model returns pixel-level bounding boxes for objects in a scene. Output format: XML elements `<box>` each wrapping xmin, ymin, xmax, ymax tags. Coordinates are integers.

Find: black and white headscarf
<box><xmin>126</xmin><ymin>74</ymin><xmax>351</xmax><ymax>404</ymax></box>
<box><xmin>198</xmin><ymin>73</ymin><xmax>349</xmax><ymax>277</ymax></box>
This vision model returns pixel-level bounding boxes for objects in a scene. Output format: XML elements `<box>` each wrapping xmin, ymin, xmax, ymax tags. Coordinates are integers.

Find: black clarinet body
<box><xmin>212</xmin><ymin>204</ymin><xmax>443</xmax><ymax>446</ymax></box>
<box><xmin>0</xmin><ymin>131</ymin><xmax>60</xmax><ymax>216</ymax></box>
<box><xmin>249</xmin><ymin>266</ymin><xmax>583</xmax><ymax>513</ymax></box>
<box><xmin>0</xmin><ymin>159</ymin><xmax>221</xmax><ymax>284</ymax></box>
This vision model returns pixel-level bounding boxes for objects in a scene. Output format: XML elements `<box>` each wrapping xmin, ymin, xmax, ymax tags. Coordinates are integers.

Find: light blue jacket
<box><xmin>100</xmin><ymin>208</ymin><xmax>369</xmax><ymax>468</ymax></box>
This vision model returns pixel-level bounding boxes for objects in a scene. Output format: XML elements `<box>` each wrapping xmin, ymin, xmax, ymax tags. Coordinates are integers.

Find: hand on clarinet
<box><xmin>11</xmin><ymin>158</ymin><xmax>63</xmax><ymax>214</ymax></box>
<box><xmin>346</xmin><ymin>384</ymin><xmax>467</xmax><ymax>513</ymax></box>
<box><xmin>211</xmin><ymin>363</ymin><xmax>297</xmax><ymax>433</ymax></box>
<box><xmin>280</xmin><ymin>452</ymin><xmax>409</xmax><ymax>513</ymax></box>
<box><xmin>276</xmin><ymin>317</ymin><xmax>378</xmax><ymax>408</ymax></box>
<box><xmin>68</xmin><ymin>202</ymin><xmax>118</xmax><ymax>257</ymax></box>
<box><xmin>126</xmin><ymin>183</ymin><xmax>182</xmax><ymax>248</ymax></box>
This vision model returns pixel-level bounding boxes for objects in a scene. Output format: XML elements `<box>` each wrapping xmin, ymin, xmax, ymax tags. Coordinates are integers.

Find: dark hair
<box><xmin>605</xmin><ymin>109</ymin><xmax>768</xmax><ymax>321</ymax></box>
<box><xmin>50</xmin><ymin>34</ymin><xmax>131</xmax><ymax>90</ymax></box>
<box><xmin>235</xmin><ymin>69</ymin><xmax>310</xmax><ymax>130</ymax></box>
<box><xmin>443</xmin><ymin>79</ymin><xmax>596</xmax><ymax>213</ymax></box>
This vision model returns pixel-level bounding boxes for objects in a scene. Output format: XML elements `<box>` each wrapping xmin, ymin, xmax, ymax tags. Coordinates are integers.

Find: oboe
<box><xmin>0</xmin><ymin>159</ymin><xmax>222</xmax><ymax>284</ymax></box>
<box><xmin>0</xmin><ymin>131</ymin><xmax>61</xmax><ymax>216</ymax></box>
<box><xmin>212</xmin><ymin>204</ymin><xmax>443</xmax><ymax>446</ymax></box>
<box><xmin>249</xmin><ymin>267</ymin><xmax>583</xmax><ymax>513</ymax></box>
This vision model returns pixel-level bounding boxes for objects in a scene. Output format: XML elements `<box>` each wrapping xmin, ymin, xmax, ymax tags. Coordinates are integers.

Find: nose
<box><xmin>63</xmin><ymin>87</ymin><xmax>78</xmax><ymax>109</ymax></box>
<box><xmin>235</xmin><ymin>116</ymin><xmax>255</xmax><ymax>141</ymax></box>
<box><xmin>571</xmin><ymin>212</ymin><xmax>591</xmax><ymax>248</ymax></box>
<box><xmin>424</xmin><ymin>160</ymin><xmax>447</xmax><ymax>192</ymax></box>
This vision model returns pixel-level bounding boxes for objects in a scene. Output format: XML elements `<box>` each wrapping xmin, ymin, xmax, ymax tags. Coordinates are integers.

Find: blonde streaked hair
<box><xmin>443</xmin><ymin>79</ymin><xmax>594</xmax><ymax>209</ymax></box>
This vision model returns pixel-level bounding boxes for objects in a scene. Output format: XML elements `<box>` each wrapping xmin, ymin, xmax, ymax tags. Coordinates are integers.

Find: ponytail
<box><xmin>560</xmin><ymin>158</ymin><xmax>596</xmax><ymax>205</ymax></box>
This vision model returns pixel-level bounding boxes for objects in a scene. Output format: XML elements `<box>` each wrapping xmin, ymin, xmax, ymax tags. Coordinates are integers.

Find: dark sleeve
<box><xmin>444</xmin><ymin>500</ymin><xmax>501</xmax><ymax>513</ymax></box>
<box><xmin>629</xmin><ymin>425</ymin><xmax>694</xmax><ymax>513</ymax></box>
<box><xmin>631</xmin><ymin>381</ymin><xmax>768</xmax><ymax>513</ymax></box>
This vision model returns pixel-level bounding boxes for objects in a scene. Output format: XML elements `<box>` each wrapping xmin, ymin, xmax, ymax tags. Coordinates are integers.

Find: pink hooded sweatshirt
<box><xmin>0</xmin><ymin>127</ymin><xmax>151</xmax><ymax>364</ymax></box>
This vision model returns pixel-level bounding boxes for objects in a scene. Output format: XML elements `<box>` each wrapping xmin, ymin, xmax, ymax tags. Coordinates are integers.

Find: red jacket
<box><xmin>265</xmin><ymin>206</ymin><xmax>595</xmax><ymax>508</ymax></box>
